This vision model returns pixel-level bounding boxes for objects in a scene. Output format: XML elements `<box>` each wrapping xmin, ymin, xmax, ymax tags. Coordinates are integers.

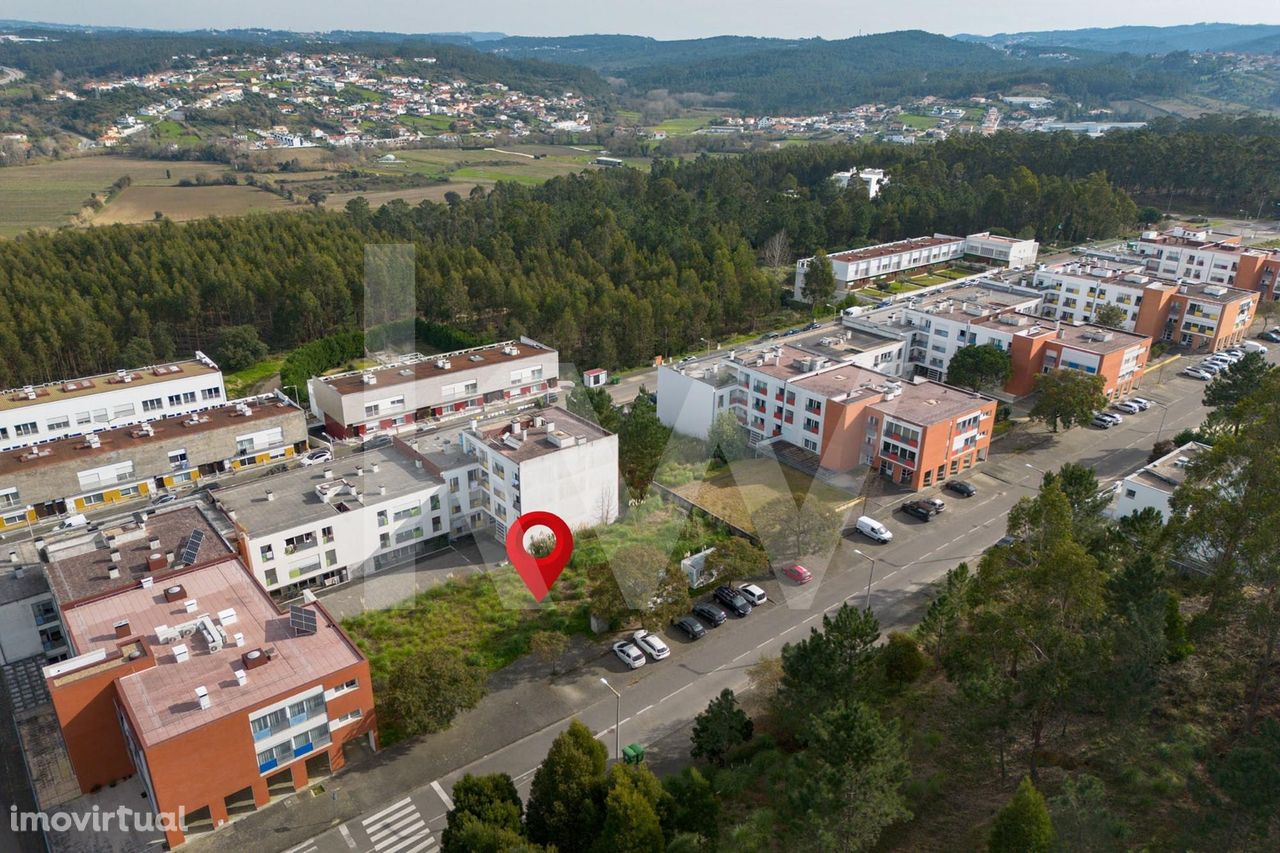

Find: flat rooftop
<box><xmin>1129</xmin><ymin>441</ymin><xmax>1207</xmax><ymax>495</ymax></box>
<box><xmin>215</xmin><ymin>444</ymin><xmax>442</xmax><ymax>536</ymax></box>
<box><xmin>314</xmin><ymin>340</ymin><xmax>555</xmax><ymax>397</ymax></box>
<box><xmin>1147</xmin><ymin>280</ymin><xmax>1255</xmax><ymax>305</ymax></box>
<box><xmin>1012</xmin><ymin>315</ymin><xmax>1150</xmax><ymax>355</ymax></box>
<box><xmin>0</xmin><ymin>396</ymin><xmax>301</xmax><ymax>477</ymax></box>
<box><xmin>0</xmin><ymin>357</ymin><xmax>220</xmax><ymax>414</ymax></box>
<box><xmin>470</xmin><ymin>407</ymin><xmax>612</xmax><ymax>463</ymax></box>
<box><xmin>44</xmin><ymin>506</ymin><xmax>232</xmax><ymax>606</ymax></box>
<box><xmin>791</xmin><ymin>364</ymin><xmax>893</xmax><ymax>401</ymax></box>
<box><xmin>57</xmin><ymin>556</ymin><xmax>363</xmax><ymax>748</ymax></box>
<box><xmin>871</xmin><ymin>380</ymin><xmax>993</xmax><ymax>426</ymax></box>
<box><xmin>827</xmin><ymin>234</ymin><xmax>963</xmax><ymax>265</ymax></box>
<box><xmin>907</xmin><ymin>283</ymin><xmax>1039</xmax><ymax>321</ymax></box>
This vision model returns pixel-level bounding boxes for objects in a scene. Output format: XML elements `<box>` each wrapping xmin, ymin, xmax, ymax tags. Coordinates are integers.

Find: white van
<box><xmin>853</xmin><ymin>515</ymin><xmax>893</xmax><ymax>543</ymax></box>
<box><xmin>1242</xmin><ymin>340</ymin><xmax>1268</xmax><ymax>355</ymax></box>
<box><xmin>57</xmin><ymin>513</ymin><xmax>89</xmax><ymax>531</ymax></box>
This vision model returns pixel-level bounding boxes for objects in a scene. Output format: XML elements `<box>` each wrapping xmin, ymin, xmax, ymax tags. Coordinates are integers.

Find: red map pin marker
<box><xmin>506</xmin><ymin>511</ymin><xmax>574</xmax><ymax>602</ymax></box>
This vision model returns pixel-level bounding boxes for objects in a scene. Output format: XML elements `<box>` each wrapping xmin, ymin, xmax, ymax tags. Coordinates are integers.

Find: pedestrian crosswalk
<box><xmin>360</xmin><ymin>796</ymin><xmax>437</xmax><ymax>853</ymax></box>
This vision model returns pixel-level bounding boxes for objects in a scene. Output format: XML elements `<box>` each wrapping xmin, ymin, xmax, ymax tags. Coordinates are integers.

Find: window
<box><xmin>113</xmin><ymin>403</ymin><xmax>135</xmax><ymax>419</ymax></box>
<box><xmin>264</xmin><ymin>568</ymin><xmax>278</xmax><ymax>586</ymax></box>
<box><xmin>168</xmin><ymin>449</ymin><xmax>188</xmax><ymax>470</ymax></box>
<box><xmin>395</xmin><ymin>527</ymin><xmax>424</xmax><ymax>544</ymax></box>
<box><xmin>1125</xmin><ymin>488</ymin><xmax>1137</xmax><ymax>499</ymax></box>
<box><xmin>325</xmin><ymin>549</ymin><xmax>337</xmax><ymax>567</ymax></box>
<box><xmin>432</xmin><ymin>516</ymin><xmax>442</xmax><ymax>533</ymax></box>
<box><xmin>260</xmin><ymin>544</ymin><xmax>275</xmax><ymax>563</ymax></box>
<box><xmin>321</xmin><ymin>526</ymin><xmax>334</xmax><ymax>544</ymax></box>
<box><xmin>364</xmin><ymin>404</ymin><xmax>380</xmax><ymax>418</ymax></box>
<box><xmin>333</xmin><ymin>708</ymin><xmax>363</xmax><ymax>726</ymax></box>
<box><xmin>430</xmin><ymin>494</ymin><xmax>441</xmax><ymax>512</ymax></box>
<box><xmin>92</xmin><ymin>408</ymin><xmax>109</xmax><ymax>423</ymax></box>
<box><xmin>377</xmin><ymin>510</ymin><xmax>388</xmax><ymax>527</ymax></box>
<box><xmin>379</xmin><ymin>532</ymin><xmax>391</xmax><ymax>549</ymax></box>
<box><xmin>803</xmin><ymin>438</ymin><xmax>818</xmax><ymax>452</ymax></box>
<box><xmin>331</xmin><ymin>678</ymin><xmax>358</xmax><ymax>695</ymax></box>
<box><xmin>14</xmin><ymin>422</ymin><xmax>37</xmax><ymax>437</ymax></box>
<box><xmin>39</xmin><ymin>626</ymin><xmax>65</xmax><ymax>651</ymax></box>
<box><xmin>46</xmin><ymin>416</ymin><xmax>70</xmax><ymax>432</ymax></box>
<box><xmin>142</xmin><ymin>398</ymin><xmax>163</xmax><ymax>412</ymax></box>
<box><xmin>387</xmin><ymin>396</ymin><xmax>405</xmax><ymax>408</ymax></box>
<box><xmin>74</xmin><ymin>411</ymin><xmax>91</xmax><ymax>425</ymax></box>
<box><xmin>201</xmin><ymin>387</ymin><xmax>221</xmax><ymax>400</ymax></box>
<box><xmin>81</xmin><ymin>493</ymin><xmax>104</xmax><ymax>506</ymax></box>
<box><xmin>0</xmin><ymin>488</ymin><xmax>19</xmax><ymax>508</ymax></box>
<box><xmin>284</xmin><ymin>533</ymin><xmax>316</xmax><ymax>554</ymax></box>
<box><xmin>31</xmin><ymin>600</ymin><xmax>58</xmax><ymax>626</ymax></box>
<box><xmin>393</xmin><ymin>505</ymin><xmax>422</xmax><ymax>521</ymax></box>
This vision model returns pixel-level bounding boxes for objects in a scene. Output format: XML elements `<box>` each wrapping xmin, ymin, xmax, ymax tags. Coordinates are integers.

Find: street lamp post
<box><xmin>853</xmin><ymin>548</ymin><xmax>877</xmax><ymax>611</ymax></box>
<box><xmin>1152</xmin><ymin>401</ymin><xmax>1171</xmax><ymax>445</ymax></box>
<box><xmin>600</xmin><ymin>677</ymin><xmax>621</xmax><ymax>761</ymax></box>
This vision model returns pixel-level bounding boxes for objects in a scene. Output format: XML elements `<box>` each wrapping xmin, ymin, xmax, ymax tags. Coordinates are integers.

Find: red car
<box><xmin>781</xmin><ymin>563</ymin><xmax>813</xmax><ymax>584</ymax></box>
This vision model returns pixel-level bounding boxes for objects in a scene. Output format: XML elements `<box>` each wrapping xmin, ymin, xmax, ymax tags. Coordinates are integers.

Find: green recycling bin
<box><xmin>622</xmin><ymin>743</ymin><xmax>645</xmax><ymax>765</ymax></box>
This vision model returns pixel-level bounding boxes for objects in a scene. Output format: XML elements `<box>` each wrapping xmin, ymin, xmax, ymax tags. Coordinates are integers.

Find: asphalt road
<box><xmin>270</xmin><ymin>363</ymin><xmax>1215</xmax><ymax>853</ymax></box>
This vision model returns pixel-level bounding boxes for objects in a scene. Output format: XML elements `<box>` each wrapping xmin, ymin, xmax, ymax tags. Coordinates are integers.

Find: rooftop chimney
<box><xmin>379</xmin><ymin>485</ymin><xmax>387</xmax><ymax>495</ymax></box>
<box><xmin>173</xmin><ymin>644</ymin><xmax>190</xmax><ymax>663</ymax></box>
<box><xmin>195</xmin><ymin>685</ymin><xmax>210</xmax><ymax>710</ymax></box>
<box><xmin>234</xmin><ymin>669</ymin><xmax>248</xmax><ymax>687</ymax></box>
<box><xmin>370</xmin><ymin>462</ymin><xmax>380</xmax><ymax>474</ymax></box>
<box><xmin>113</xmin><ymin>619</ymin><xmax>131</xmax><ymax>639</ymax></box>
<box><xmin>323</xmin><ymin>468</ymin><xmax>333</xmax><ymax>480</ymax></box>
<box><xmin>108</xmin><ymin>567</ymin><xmax>120</xmax><ymax>580</ymax></box>
<box><xmin>110</xmin><ymin>550</ymin><xmax>121</xmax><ymax>563</ymax></box>
<box><xmin>265</xmin><ymin>490</ymin><xmax>275</xmax><ymax>502</ymax></box>
<box><xmin>184</xmin><ymin>599</ymin><xmax>198</xmax><ymax>613</ymax></box>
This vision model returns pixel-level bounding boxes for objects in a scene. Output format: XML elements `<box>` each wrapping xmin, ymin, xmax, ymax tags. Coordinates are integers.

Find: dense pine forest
<box><xmin>2</xmin><ymin>121</ymin><xmax>1276</xmax><ymax>388</ymax></box>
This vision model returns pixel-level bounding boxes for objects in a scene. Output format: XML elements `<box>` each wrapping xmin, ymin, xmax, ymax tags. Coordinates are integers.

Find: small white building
<box><xmin>1113</xmin><ymin>441</ymin><xmax>1208</xmax><ymax>522</ymax></box>
<box><xmin>963</xmin><ymin>232</ymin><xmax>1040</xmax><ymax>270</ymax></box>
<box><xmin>583</xmin><ymin>368</ymin><xmax>608</xmax><ymax>388</ymax></box>
<box><xmin>831</xmin><ymin>167</ymin><xmax>888</xmax><ymax>199</ymax></box>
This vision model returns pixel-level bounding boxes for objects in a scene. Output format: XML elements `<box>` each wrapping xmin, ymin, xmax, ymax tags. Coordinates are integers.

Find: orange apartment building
<box><xmin>1133</xmin><ymin>226</ymin><xmax>1280</xmax><ymax>299</ymax></box>
<box><xmin>1007</xmin><ymin>317</ymin><xmax>1150</xmax><ymax>400</ymax></box>
<box><xmin>729</xmin><ymin>347</ymin><xmax>997</xmax><ymax>489</ymax></box>
<box><xmin>42</xmin><ymin>536</ymin><xmax>374</xmax><ymax>848</ymax></box>
<box><xmin>1034</xmin><ymin>260</ymin><xmax>1255</xmax><ymax>354</ymax></box>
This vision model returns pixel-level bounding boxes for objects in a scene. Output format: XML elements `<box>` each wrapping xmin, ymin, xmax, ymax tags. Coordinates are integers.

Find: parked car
<box><xmin>692</xmin><ymin>601</ymin><xmax>727</xmax><ymax>627</ymax></box>
<box><xmin>360</xmin><ymin>435</ymin><xmax>393</xmax><ymax>451</ymax></box>
<box><xmin>990</xmin><ymin>535</ymin><xmax>1019</xmax><ymax>550</ymax></box>
<box><xmin>780</xmin><ymin>563</ymin><xmax>813</xmax><ymax>584</ymax></box>
<box><xmin>849</xmin><ymin>515</ymin><xmax>893</xmax><ymax>543</ymax></box>
<box><xmin>265</xmin><ymin>464</ymin><xmax>289</xmax><ymax>476</ymax></box>
<box><xmin>57</xmin><ymin>513</ymin><xmax>89</xmax><ymax>530</ymax></box>
<box><xmin>1113</xmin><ymin>400</ymin><xmax>1143</xmax><ymax>414</ymax></box>
<box><xmin>1258</xmin><ymin>329</ymin><xmax>1280</xmax><ymax>343</ymax></box>
<box><xmin>923</xmin><ymin>497</ymin><xmax>946</xmax><ymax>514</ymax></box>
<box><xmin>1091</xmin><ymin>414</ymin><xmax>1118</xmax><ymax>429</ymax></box>
<box><xmin>713</xmin><ymin>586</ymin><xmax>753</xmax><ymax>617</ymax></box>
<box><xmin>944</xmin><ymin>480</ymin><xmax>977</xmax><ymax>497</ymax></box>
<box><xmin>804</xmin><ymin>321</ymin><xmax>821</xmax><ymax>331</ymax></box>
<box><xmin>1096</xmin><ymin>411</ymin><xmax>1123</xmax><ymax>425</ymax></box>
<box><xmin>737</xmin><ymin>583</ymin><xmax>768</xmax><ymax>606</ymax></box>
<box><xmin>761</xmin><ymin>331</ymin><xmax>780</xmax><ymax>340</ymax></box>
<box><xmin>300</xmin><ymin>449</ymin><xmax>333</xmax><ymax>466</ymax></box>
<box><xmin>150</xmin><ymin>493</ymin><xmax>176</xmax><ymax>507</ymax></box>
<box><xmin>783</xmin><ymin>327</ymin><xmax>802</xmax><ymax>336</ymax></box>
<box><xmin>900</xmin><ymin>500</ymin><xmax>935</xmax><ymax>521</ymax></box>
<box><xmin>1224</xmin><ymin>347</ymin><xmax>1246</xmax><ymax>359</ymax></box>
<box><xmin>631</xmin><ymin>630</ymin><xmax>670</xmax><ymax>661</ymax></box>
<box><xmin>1182</xmin><ymin>367</ymin><xmax>1213</xmax><ymax>380</ymax></box>
<box><xmin>672</xmin><ymin>615</ymin><xmax>706</xmax><ymax>640</ymax></box>
<box><xmin>1128</xmin><ymin>397</ymin><xmax>1153</xmax><ymax>411</ymax></box>
<box><xmin>1243</xmin><ymin>340</ymin><xmax>1269</xmax><ymax>354</ymax></box>
<box><xmin>612</xmin><ymin>641</ymin><xmax>646</xmax><ymax>669</ymax></box>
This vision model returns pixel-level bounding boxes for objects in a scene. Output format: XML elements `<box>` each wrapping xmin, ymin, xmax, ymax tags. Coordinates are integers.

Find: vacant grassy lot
<box><xmin>223</xmin><ymin>358</ymin><xmax>285</xmax><ymax>398</ymax></box>
<box><xmin>653</xmin><ymin>115</ymin><xmax>716</xmax><ymax>135</ymax></box>
<box><xmin>93</xmin><ymin>184</ymin><xmax>296</xmax><ymax>225</ymax></box>
<box><xmin>0</xmin><ymin>156</ymin><xmax>238</xmax><ymax>236</ymax></box>
<box><xmin>899</xmin><ymin>113</ymin><xmax>942</xmax><ymax>130</ymax></box>
<box><xmin>672</xmin><ymin>458</ymin><xmax>857</xmax><ymax>535</ymax></box>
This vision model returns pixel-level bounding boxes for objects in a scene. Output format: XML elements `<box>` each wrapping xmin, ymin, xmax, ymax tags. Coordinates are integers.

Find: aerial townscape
<box><xmin>1</xmin><ymin>6</ymin><xmax>1280</xmax><ymax>853</ymax></box>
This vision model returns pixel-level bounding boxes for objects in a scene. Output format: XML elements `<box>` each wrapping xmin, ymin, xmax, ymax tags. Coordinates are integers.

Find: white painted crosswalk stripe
<box><xmin>359</xmin><ymin>797</ymin><xmax>434</xmax><ymax>853</ymax></box>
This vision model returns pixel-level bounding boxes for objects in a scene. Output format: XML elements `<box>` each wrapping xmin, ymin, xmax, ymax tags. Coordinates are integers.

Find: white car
<box><xmin>1113</xmin><ymin>400</ymin><xmax>1142</xmax><ymax>414</ymax></box>
<box><xmin>300</xmin><ymin>449</ymin><xmax>333</xmax><ymax>466</ymax></box>
<box><xmin>737</xmin><ymin>583</ymin><xmax>768</xmax><ymax>606</ymax></box>
<box><xmin>630</xmin><ymin>630</ymin><xmax>670</xmax><ymax>661</ymax></box>
<box><xmin>1095</xmin><ymin>411</ymin><xmax>1123</xmax><ymax>425</ymax></box>
<box><xmin>852</xmin><ymin>515</ymin><xmax>893</xmax><ymax>543</ymax></box>
<box><xmin>1129</xmin><ymin>397</ymin><xmax>1153</xmax><ymax>411</ymax></box>
<box><xmin>1182</xmin><ymin>367</ymin><xmax>1212</xmax><ymax>380</ymax></box>
<box><xmin>612</xmin><ymin>641</ymin><xmax>646</xmax><ymax>669</ymax></box>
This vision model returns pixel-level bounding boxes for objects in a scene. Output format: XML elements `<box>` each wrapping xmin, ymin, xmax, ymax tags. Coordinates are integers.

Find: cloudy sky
<box><xmin>6</xmin><ymin>0</ymin><xmax>1279</xmax><ymax>39</ymax></box>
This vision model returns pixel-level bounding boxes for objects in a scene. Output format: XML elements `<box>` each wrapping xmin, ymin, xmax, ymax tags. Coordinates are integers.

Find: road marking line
<box><xmin>370</xmin><ymin>815</ymin><xmax>423</xmax><ymax>845</ymax></box>
<box><xmin>339</xmin><ymin>824</ymin><xmax>357</xmax><ymax>849</ymax></box>
<box><xmin>380</xmin><ymin>830</ymin><xmax>434</xmax><ymax>853</ymax></box>
<box><xmin>362</xmin><ymin>797</ymin><xmax>413</xmax><ymax>826</ymax></box>
<box><xmin>430</xmin><ymin>779</ymin><xmax>454</xmax><ymax>811</ymax></box>
<box><xmin>636</xmin><ymin>704</ymin><xmax>654</xmax><ymax>715</ymax></box>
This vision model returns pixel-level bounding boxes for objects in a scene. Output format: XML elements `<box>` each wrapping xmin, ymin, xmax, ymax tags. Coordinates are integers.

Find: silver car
<box><xmin>612</xmin><ymin>641</ymin><xmax>646</xmax><ymax>669</ymax></box>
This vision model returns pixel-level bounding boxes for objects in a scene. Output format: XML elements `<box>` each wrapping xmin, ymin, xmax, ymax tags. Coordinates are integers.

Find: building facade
<box><xmin>794</xmin><ymin>235</ymin><xmax>966</xmax><ymax>300</ymax></box>
<box><xmin>0</xmin><ymin>354</ymin><xmax>224</xmax><ymax>453</ymax></box>
<box><xmin>307</xmin><ymin>339</ymin><xmax>559</xmax><ymax>439</ymax></box>
<box><xmin>963</xmin><ymin>232</ymin><xmax>1040</xmax><ymax>269</ymax></box>
<box><xmin>43</xmin><ymin>556</ymin><xmax>374</xmax><ymax>848</ymax></box>
<box><xmin>1132</xmin><ymin>226</ymin><xmax>1280</xmax><ymax>295</ymax></box>
<box><xmin>459</xmin><ymin>410</ymin><xmax>619</xmax><ymax>544</ymax></box>
<box><xmin>0</xmin><ymin>394</ymin><xmax>307</xmax><ymax>533</ymax></box>
<box><xmin>1113</xmin><ymin>441</ymin><xmax>1207</xmax><ymax>522</ymax></box>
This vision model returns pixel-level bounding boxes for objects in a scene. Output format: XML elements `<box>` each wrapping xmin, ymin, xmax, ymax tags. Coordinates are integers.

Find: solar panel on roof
<box><xmin>289</xmin><ymin>604</ymin><xmax>317</xmax><ymax>636</ymax></box>
<box><xmin>177</xmin><ymin>529</ymin><xmax>205</xmax><ymax>566</ymax></box>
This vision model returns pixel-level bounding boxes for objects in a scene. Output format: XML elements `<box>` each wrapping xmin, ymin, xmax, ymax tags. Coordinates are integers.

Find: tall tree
<box><xmin>784</xmin><ymin>700</ymin><xmax>911</xmax><ymax>852</ymax></box>
<box><xmin>777</xmin><ymin>603</ymin><xmax>881</xmax><ymax>722</ymax></box>
<box><xmin>801</xmin><ymin>248</ymin><xmax>837</xmax><ymax>308</ymax></box>
<box><xmin>442</xmin><ymin>774</ymin><xmax>524</xmax><ymax>853</ymax></box>
<box><xmin>690</xmin><ymin>688</ymin><xmax>754</xmax><ymax>766</ymax></box>
<box><xmin>525</xmin><ymin>720</ymin><xmax>607</xmax><ymax>852</ymax></box>
<box><xmin>705</xmin><ymin>410</ymin><xmax>748</xmax><ymax>464</ymax></box>
<box><xmin>1029</xmin><ymin>369</ymin><xmax>1107</xmax><ymax>433</ymax></box>
<box><xmin>945</xmin><ymin>344</ymin><xmax>1012</xmax><ymax>392</ymax></box>
<box><xmin>380</xmin><ymin>650</ymin><xmax>486</xmax><ymax>738</ymax></box>
<box><xmin>1091</xmin><ymin>303</ymin><xmax>1130</xmax><ymax>329</ymax></box>
<box><xmin>1203</xmin><ymin>351</ymin><xmax>1272</xmax><ymax>433</ymax></box>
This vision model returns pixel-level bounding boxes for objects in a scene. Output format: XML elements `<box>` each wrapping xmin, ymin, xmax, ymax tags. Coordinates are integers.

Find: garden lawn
<box><xmin>672</xmin><ymin>458</ymin><xmax>857</xmax><ymax>536</ymax></box>
<box><xmin>223</xmin><ymin>358</ymin><xmax>284</xmax><ymax>397</ymax></box>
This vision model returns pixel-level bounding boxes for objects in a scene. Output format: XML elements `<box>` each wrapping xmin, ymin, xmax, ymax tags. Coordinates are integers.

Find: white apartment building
<box><xmin>831</xmin><ymin>167</ymin><xmax>888</xmax><ymax>198</ymax></box>
<box><xmin>307</xmin><ymin>338</ymin><xmax>559</xmax><ymax>439</ymax></box>
<box><xmin>794</xmin><ymin>234</ymin><xmax>966</xmax><ymax>301</ymax></box>
<box><xmin>1132</xmin><ymin>227</ymin><xmax>1252</xmax><ymax>287</ymax></box>
<box><xmin>964</xmin><ymin>232</ymin><xmax>1040</xmax><ymax>269</ymax></box>
<box><xmin>0</xmin><ymin>353</ymin><xmax>225</xmax><ymax>452</ymax></box>
<box><xmin>0</xmin><ymin>560</ymin><xmax>68</xmax><ymax>665</ymax></box>
<box><xmin>657</xmin><ymin>328</ymin><xmax>904</xmax><ymax>439</ymax></box>
<box><xmin>1033</xmin><ymin>260</ymin><xmax>1150</xmax><ymax>329</ymax></box>
<box><xmin>215</xmin><ymin>444</ymin><xmax>451</xmax><ymax>599</ymax></box>
<box><xmin>1113</xmin><ymin>442</ymin><xmax>1208</xmax><ymax>523</ymax></box>
<box><xmin>794</xmin><ymin>233</ymin><xmax>1038</xmax><ymax>301</ymax></box>
<box><xmin>459</xmin><ymin>409</ymin><xmax>619</xmax><ymax>544</ymax></box>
